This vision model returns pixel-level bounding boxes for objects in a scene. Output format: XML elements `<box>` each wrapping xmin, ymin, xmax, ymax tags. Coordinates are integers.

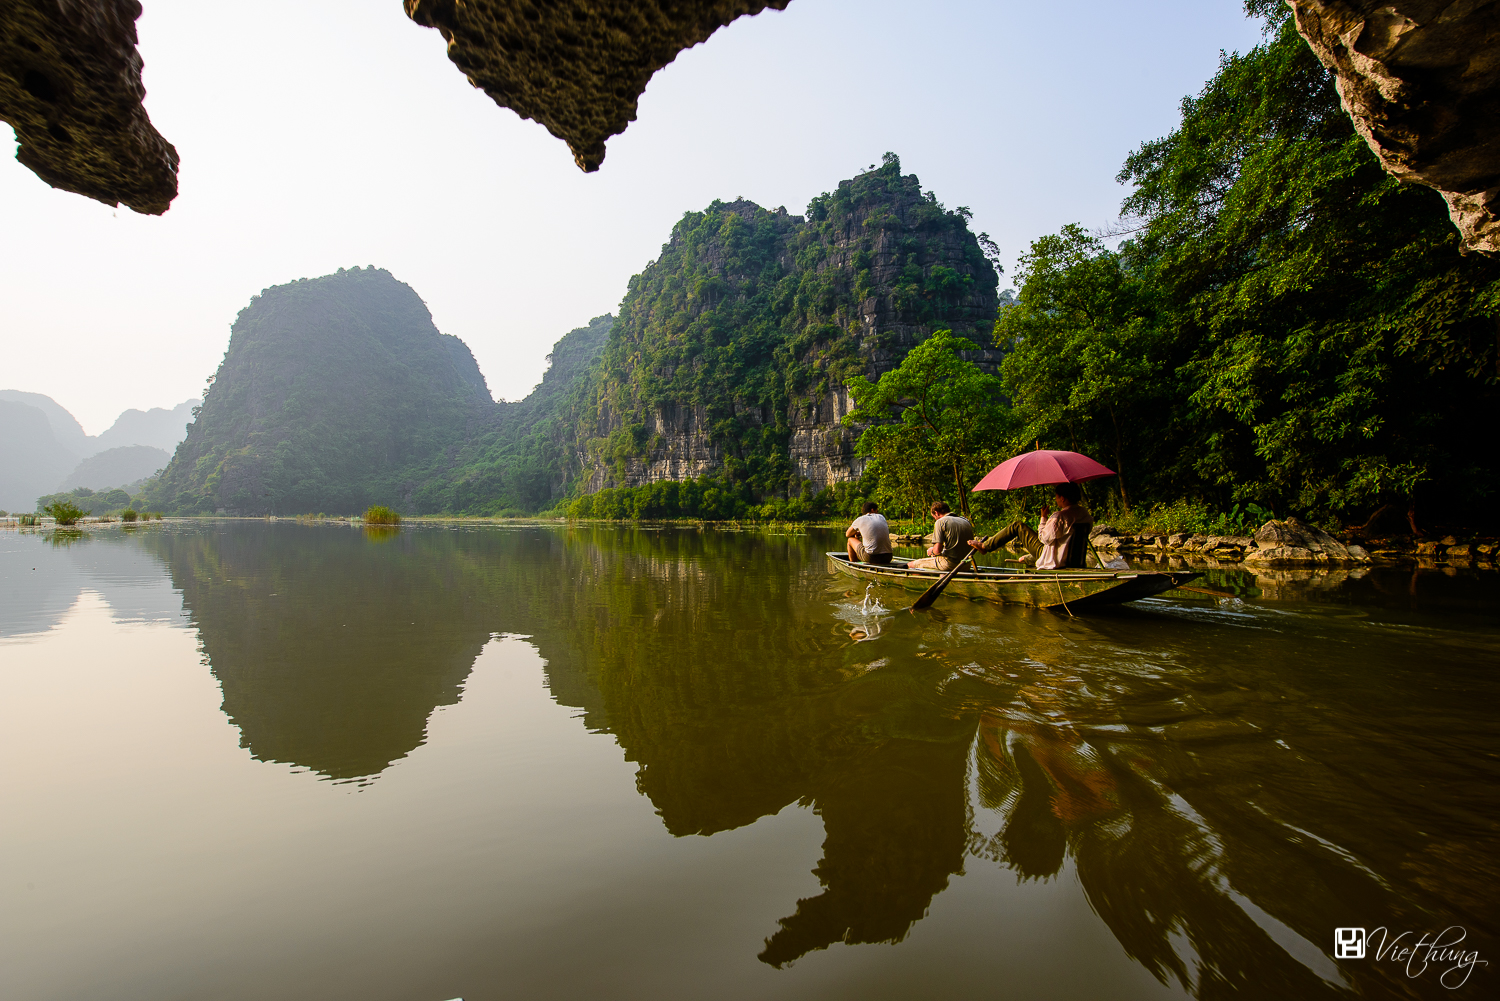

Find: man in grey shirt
<box><xmin>845</xmin><ymin>501</ymin><xmax>893</xmax><ymax>565</ymax></box>
<box><xmin>906</xmin><ymin>501</ymin><xmax>974</xmax><ymax>572</ymax></box>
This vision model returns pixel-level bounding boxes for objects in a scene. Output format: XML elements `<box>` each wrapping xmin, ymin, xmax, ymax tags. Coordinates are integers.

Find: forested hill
<box><xmin>416</xmin><ymin>314</ymin><xmax>614</xmax><ymax>515</ymax></box>
<box><xmin>145</xmin><ymin>159</ymin><xmax>999</xmax><ymax>517</ymax></box>
<box><xmin>570</xmin><ymin>154</ymin><xmax>1000</xmax><ymax>497</ymax></box>
<box><xmin>144</xmin><ymin>268</ymin><xmax>496</xmax><ymax>515</ymax></box>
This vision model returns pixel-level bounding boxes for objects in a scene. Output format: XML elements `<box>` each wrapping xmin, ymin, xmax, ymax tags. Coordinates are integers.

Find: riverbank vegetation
<box><xmin>562</xmin><ymin>5</ymin><xmax>1497</xmax><ymax>536</ymax></box>
<box><xmin>129</xmin><ymin>5</ymin><xmax>1495</xmax><ymax>536</ymax></box>
<box><xmin>835</xmin><ymin>4</ymin><xmax>1498</xmax><ymax>537</ymax></box>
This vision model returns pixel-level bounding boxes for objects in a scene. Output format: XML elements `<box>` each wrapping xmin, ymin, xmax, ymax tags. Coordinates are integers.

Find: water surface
<box><xmin>2</xmin><ymin>522</ymin><xmax>1496</xmax><ymax>1000</ymax></box>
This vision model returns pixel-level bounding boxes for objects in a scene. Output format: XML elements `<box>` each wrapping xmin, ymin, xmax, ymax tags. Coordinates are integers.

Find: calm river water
<box><xmin>2</xmin><ymin>522</ymin><xmax>1496</xmax><ymax>1000</ymax></box>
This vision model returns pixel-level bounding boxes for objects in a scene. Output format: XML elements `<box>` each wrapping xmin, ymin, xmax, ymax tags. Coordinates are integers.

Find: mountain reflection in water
<box><xmin>113</xmin><ymin>522</ymin><xmax>1500</xmax><ymax>996</ymax></box>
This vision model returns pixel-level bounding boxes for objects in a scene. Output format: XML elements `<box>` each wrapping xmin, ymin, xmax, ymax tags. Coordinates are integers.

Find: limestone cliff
<box><xmin>571</xmin><ymin>155</ymin><xmax>1000</xmax><ymax>496</ymax></box>
<box><xmin>1291</xmin><ymin>0</ymin><xmax>1500</xmax><ymax>253</ymax></box>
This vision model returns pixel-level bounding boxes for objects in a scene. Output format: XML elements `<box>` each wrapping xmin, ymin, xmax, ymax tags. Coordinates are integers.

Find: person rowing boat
<box><xmin>967</xmin><ymin>482</ymin><xmax>1093</xmax><ymax>569</ymax></box>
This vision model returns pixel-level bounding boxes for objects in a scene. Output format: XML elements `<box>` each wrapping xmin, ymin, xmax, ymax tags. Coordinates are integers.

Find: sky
<box><xmin>0</xmin><ymin>0</ymin><xmax>1267</xmax><ymax>435</ymax></box>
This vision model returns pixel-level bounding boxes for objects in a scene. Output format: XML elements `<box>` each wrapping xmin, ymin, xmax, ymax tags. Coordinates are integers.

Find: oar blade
<box><xmin>910</xmin><ymin>559</ymin><xmax>967</xmax><ymax>611</ymax></box>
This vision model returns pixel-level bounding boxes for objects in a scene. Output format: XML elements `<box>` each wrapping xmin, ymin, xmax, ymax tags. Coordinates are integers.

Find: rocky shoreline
<box><xmin>897</xmin><ymin>517</ymin><xmax>1497</xmax><ymax>570</ymax></box>
<box><xmin>1092</xmin><ymin>517</ymin><xmax>1496</xmax><ymax>568</ymax></box>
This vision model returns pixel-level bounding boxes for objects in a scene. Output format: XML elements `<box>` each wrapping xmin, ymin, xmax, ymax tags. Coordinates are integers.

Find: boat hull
<box><xmin>826</xmin><ymin>553</ymin><xmax>1197</xmax><ymax>610</ymax></box>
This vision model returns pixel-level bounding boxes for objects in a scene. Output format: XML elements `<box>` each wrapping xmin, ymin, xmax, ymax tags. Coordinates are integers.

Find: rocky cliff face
<box><xmin>1291</xmin><ymin>0</ymin><xmax>1500</xmax><ymax>254</ymax></box>
<box><xmin>574</xmin><ymin>156</ymin><xmax>1000</xmax><ymax>495</ymax></box>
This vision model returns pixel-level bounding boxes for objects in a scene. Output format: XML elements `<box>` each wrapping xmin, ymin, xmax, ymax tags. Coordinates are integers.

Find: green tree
<box><xmin>844</xmin><ymin>331</ymin><xmax>1009</xmax><ymax>518</ymax></box>
<box><xmin>999</xmin><ymin>5</ymin><xmax>1500</xmax><ymax>529</ymax></box>
<box><xmin>996</xmin><ymin>226</ymin><xmax>1167</xmax><ymax>512</ymax></box>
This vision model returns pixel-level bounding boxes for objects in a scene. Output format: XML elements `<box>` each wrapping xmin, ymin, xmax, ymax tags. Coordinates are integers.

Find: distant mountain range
<box><xmin>0</xmin><ymin>391</ymin><xmax>198</xmax><ymax>512</ymax></box>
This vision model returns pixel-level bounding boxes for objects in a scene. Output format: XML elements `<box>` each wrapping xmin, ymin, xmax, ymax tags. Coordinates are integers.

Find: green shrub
<box><xmin>364</xmin><ymin>505</ymin><xmax>402</xmax><ymax>525</ymax></box>
<box><xmin>44</xmin><ymin>500</ymin><xmax>86</xmax><ymax>526</ymax></box>
<box><xmin>1090</xmin><ymin>498</ymin><xmax>1276</xmax><ymax>536</ymax></box>
<box><xmin>121</xmin><ymin>509</ymin><xmax>138</xmax><ymax>522</ymax></box>
<box><xmin>20</xmin><ymin>514</ymin><xmax>38</xmax><ymax>526</ymax></box>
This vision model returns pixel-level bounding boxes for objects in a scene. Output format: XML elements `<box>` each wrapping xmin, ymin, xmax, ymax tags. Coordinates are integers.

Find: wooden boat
<box><xmin>826</xmin><ymin>553</ymin><xmax>1198</xmax><ymax>610</ymax></box>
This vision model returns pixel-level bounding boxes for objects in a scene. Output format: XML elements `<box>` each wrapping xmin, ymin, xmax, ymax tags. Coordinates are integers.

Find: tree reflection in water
<box><xmin>138</xmin><ymin>522</ymin><xmax>1497</xmax><ymax>996</ymax></box>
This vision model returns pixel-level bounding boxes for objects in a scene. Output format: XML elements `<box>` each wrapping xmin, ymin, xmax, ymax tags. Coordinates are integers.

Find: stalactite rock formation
<box><xmin>0</xmin><ymin>0</ymin><xmax>178</xmax><ymax>213</ymax></box>
<box><xmin>403</xmin><ymin>0</ymin><xmax>790</xmax><ymax>171</ymax></box>
<box><xmin>1291</xmin><ymin>0</ymin><xmax>1500</xmax><ymax>253</ymax></box>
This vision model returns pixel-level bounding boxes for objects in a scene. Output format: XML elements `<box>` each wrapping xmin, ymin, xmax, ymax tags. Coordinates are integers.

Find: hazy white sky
<box><xmin>0</xmin><ymin>0</ymin><xmax>1264</xmax><ymax>434</ymax></box>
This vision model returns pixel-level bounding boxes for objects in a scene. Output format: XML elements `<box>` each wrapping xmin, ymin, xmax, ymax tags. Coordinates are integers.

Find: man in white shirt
<box><xmin>968</xmin><ymin>482</ymin><xmax>1093</xmax><ymax>569</ymax></box>
<box><xmin>845</xmin><ymin>502</ymin><xmax>893</xmax><ymax>565</ymax></box>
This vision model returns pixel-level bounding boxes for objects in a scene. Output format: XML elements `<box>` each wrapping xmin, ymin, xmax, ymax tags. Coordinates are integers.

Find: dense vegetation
<box><xmin>142</xmin><ymin>8</ymin><xmax>1497</xmax><ymax>531</ymax></box>
<box><xmin>36</xmin><ymin>487</ymin><xmax>134</xmax><ymax>516</ymax></box>
<box><xmin>572</xmin><ymin>153</ymin><xmax>997</xmax><ymax>500</ymax></box>
<box><xmin>41</xmin><ymin>499</ymin><xmax>85</xmax><ymax>525</ymax></box>
<box><xmin>850</xmin><ymin>5</ymin><xmax>1498</xmax><ymax>535</ymax></box>
<box><xmin>142</xmin><ymin>268</ymin><xmax>496</xmax><ymax>516</ymax></box>
<box><xmin>422</xmin><ymin>315</ymin><xmax>613</xmax><ymax>515</ymax></box>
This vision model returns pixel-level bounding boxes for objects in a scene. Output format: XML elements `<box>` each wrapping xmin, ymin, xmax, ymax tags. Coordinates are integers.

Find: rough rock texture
<box><xmin>787</xmin><ymin>387</ymin><xmax>862</xmax><ymax>491</ymax></box>
<box><xmin>404</xmin><ymin>0</ymin><xmax>790</xmax><ymax>171</ymax></box>
<box><xmin>574</xmin><ymin>167</ymin><xmax>1000</xmax><ymax>494</ymax></box>
<box><xmin>0</xmin><ymin>0</ymin><xmax>177</xmax><ymax>213</ymax></box>
<box><xmin>1245</xmin><ymin>517</ymin><xmax>1369</xmax><ymax>563</ymax></box>
<box><xmin>1291</xmin><ymin>0</ymin><xmax>1500</xmax><ymax>253</ymax></box>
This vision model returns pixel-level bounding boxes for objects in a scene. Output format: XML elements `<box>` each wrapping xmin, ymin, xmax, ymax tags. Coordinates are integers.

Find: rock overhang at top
<box><xmin>0</xmin><ymin>0</ymin><xmax>178</xmax><ymax>214</ymax></box>
<box><xmin>4</xmin><ymin>0</ymin><xmax>1498</xmax><ymax>252</ymax></box>
<box><xmin>1290</xmin><ymin>0</ymin><xmax>1500</xmax><ymax>254</ymax></box>
<box><xmin>403</xmin><ymin>0</ymin><xmax>792</xmax><ymax>172</ymax></box>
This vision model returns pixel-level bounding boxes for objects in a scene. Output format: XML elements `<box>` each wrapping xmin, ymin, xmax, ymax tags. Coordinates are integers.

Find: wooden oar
<box><xmin>1172</xmin><ymin>584</ymin><xmax>1240</xmax><ymax>599</ymax></box>
<box><xmin>910</xmin><ymin>554</ymin><xmax>973</xmax><ymax>611</ymax></box>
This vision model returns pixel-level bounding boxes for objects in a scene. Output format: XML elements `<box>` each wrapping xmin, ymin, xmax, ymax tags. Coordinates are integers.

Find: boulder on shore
<box><xmin>1246</xmin><ymin>518</ymin><xmax>1370</xmax><ymax>564</ymax></box>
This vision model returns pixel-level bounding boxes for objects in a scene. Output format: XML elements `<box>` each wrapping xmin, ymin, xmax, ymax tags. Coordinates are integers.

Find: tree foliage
<box><xmin>998</xmin><ymin>7</ymin><xmax>1500</xmax><ymax>529</ymax></box>
<box><xmin>845</xmin><ymin>330</ymin><xmax>1009</xmax><ymax>518</ymax></box>
<box><xmin>142</xmin><ymin>268</ymin><xmax>497</xmax><ymax>516</ymax></box>
<box><xmin>572</xmin><ymin>155</ymin><xmax>998</xmax><ymax>502</ymax></box>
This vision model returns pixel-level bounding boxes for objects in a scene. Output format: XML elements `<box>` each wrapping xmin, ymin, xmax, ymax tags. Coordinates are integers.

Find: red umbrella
<box><xmin>971</xmin><ymin>449</ymin><xmax>1116</xmax><ymax>491</ymax></box>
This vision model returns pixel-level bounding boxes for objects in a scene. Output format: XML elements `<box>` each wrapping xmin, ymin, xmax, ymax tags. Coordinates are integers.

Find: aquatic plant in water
<box><xmin>364</xmin><ymin>505</ymin><xmax>402</xmax><ymax>525</ymax></box>
<box><xmin>43</xmin><ymin>500</ymin><xmax>85</xmax><ymax>526</ymax></box>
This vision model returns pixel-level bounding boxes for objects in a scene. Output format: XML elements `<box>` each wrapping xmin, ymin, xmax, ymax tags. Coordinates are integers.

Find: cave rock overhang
<box><xmin>1290</xmin><ymin>0</ymin><xmax>1500</xmax><ymax>254</ymax></box>
<box><xmin>1</xmin><ymin>0</ymin><xmax>1496</xmax><ymax>256</ymax></box>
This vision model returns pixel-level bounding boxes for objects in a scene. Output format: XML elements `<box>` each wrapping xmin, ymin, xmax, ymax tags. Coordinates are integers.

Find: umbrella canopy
<box><xmin>972</xmin><ymin>449</ymin><xmax>1116</xmax><ymax>491</ymax></box>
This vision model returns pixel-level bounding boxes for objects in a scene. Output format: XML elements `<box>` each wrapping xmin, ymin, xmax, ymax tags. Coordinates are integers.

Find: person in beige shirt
<box><xmin>906</xmin><ymin>501</ymin><xmax>974</xmax><ymax>572</ymax></box>
<box><xmin>968</xmin><ymin>482</ymin><xmax>1093</xmax><ymax>569</ymax></box>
